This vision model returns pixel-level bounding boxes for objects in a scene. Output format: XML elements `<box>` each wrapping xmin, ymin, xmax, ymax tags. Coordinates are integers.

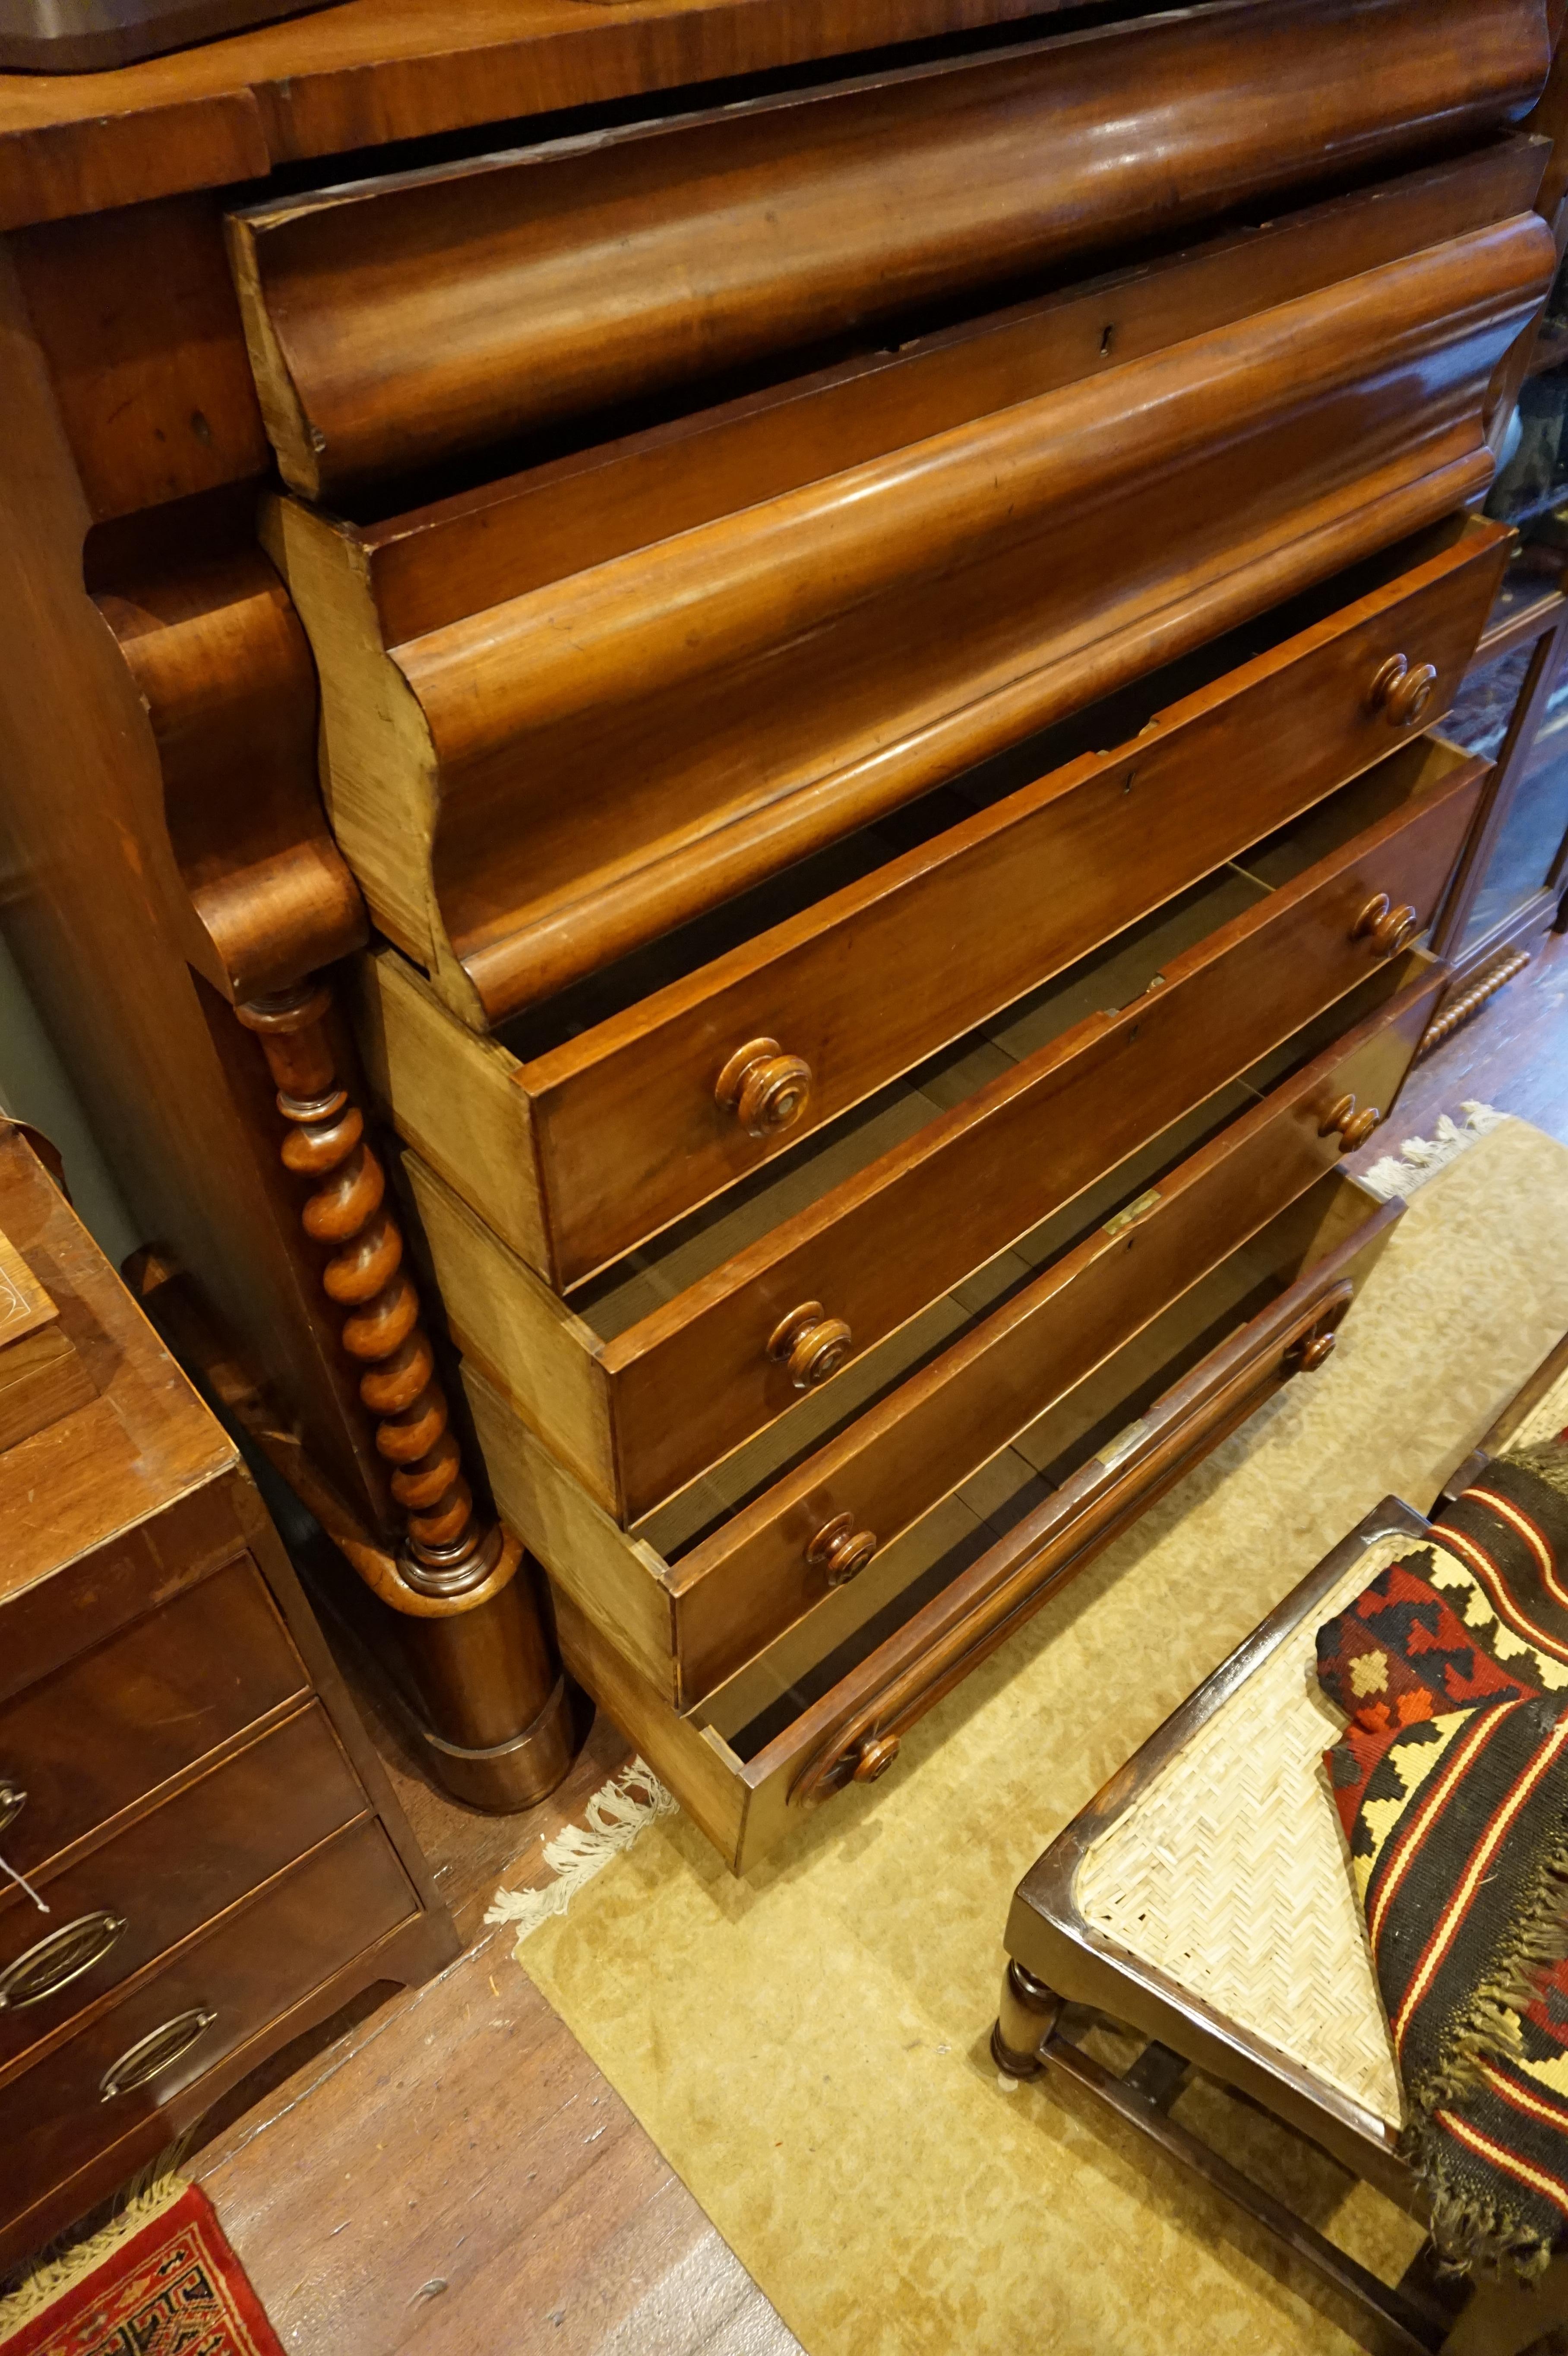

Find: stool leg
<box><xmin>991</xmin><ymin>1959</ymin><xmax>1061</xmax><ymax>2078</ymax></box>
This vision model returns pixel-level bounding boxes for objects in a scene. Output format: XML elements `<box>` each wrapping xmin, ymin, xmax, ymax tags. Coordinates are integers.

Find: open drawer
<box><xmin>280</xmin><ymin>177</ymin><xmax>1542</xmax><ymax>1025</ymax></box>
<box><xmin>549</xmin><ymin>1165</ymin><xmax>1404</xmax><ymax>1874</ymax></box>
<box><xmin>362</xmin><ymin>520</ymin><xmax>1506</xmax><ymax>1289</ymax></box>
<box><xmin>463</xmin><ymin>957</ymin><xmax>1442</xmax><ymax>1709</ymax></box>
<box><xmin>414</xmin><ymin>757</ymin><xmax>1469</xmax><ymax>1526</ymax></box>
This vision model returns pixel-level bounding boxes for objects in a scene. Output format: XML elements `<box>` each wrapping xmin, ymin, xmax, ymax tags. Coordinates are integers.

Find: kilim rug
<box><xmin>0</xmin><ymin>2181</ymin><xmax>283</xmax><ymax>2356</ymax></box>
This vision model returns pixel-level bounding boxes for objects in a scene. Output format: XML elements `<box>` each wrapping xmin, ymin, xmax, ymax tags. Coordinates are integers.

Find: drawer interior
<box><xmin>697</xmin><ymin>1165</ymin><xmax>1386</xmax><ymax>1758</ymax></box>
<box><xmin>496</xmin><ymin>519</ymin><xmax>1470</xmax><ymax>1082</ymax></box>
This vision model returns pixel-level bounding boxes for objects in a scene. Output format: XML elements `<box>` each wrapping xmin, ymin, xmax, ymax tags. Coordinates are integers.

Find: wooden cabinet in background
<box><xmin>0</xmin><ymin>1123</ymin><xmax>457</xmax><ymax>2273</ymax></box>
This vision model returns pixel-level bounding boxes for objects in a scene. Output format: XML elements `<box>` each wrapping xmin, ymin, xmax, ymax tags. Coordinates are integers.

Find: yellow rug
<box><xmin>511</xmin><ymin>1119</ymin><xmax>1568</xmax><ymax>2356</ymax></box>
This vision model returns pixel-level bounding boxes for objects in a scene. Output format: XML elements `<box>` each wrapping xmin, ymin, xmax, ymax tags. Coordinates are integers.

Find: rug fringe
<box><xmin>486</xmin><ymin>1756</ymin><xmax>678</xmax><ymax>1948</ymax></box>
<box><xmin>0</xmin><ymin>2161</ymin><xmax>190</xmax><ymax>2328</ymax></box>
<box><xmin>1360</xmin><ymin>1103</ymin><xmax>1508</xmax><ymax>1204</ymax></box>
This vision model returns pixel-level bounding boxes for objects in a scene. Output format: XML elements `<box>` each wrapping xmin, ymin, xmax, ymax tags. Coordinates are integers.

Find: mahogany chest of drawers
<box><xmin>0</xmin><ymin>0</ymin><xmax>1562</xmax><ymax>1872</ymax></box>
<box><xmin>0</xmin><ymin>1124</ymin><xmax>455</xmax><ymax>2269</ymax></box>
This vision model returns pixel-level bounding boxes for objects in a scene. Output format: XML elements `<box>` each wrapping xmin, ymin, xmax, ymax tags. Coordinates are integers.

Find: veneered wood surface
<box><xmin>0</xmin><ymin>247</ymin><xmax>398</xmax><ymax>1538</ymax></box>
<box><xmin>95</xmin><ymin>543</ymin><xmax>366</xmax><ymax>1001</ymax></box>
<box><xmin>0</xmin><ymin>0</ymin><xmax>1103</xmax><ymax>233</ymax></box>
<box><xmin>659</xmin><ymin>969</ymin><xmax>1441</xmax><ymax>1691</ymax></box>
<box><xmin>0</xmin><ymin>1704</ymin><xmax>367</xmax><ymax>2075</ymax></box>
<box><xmin>288</xmin><ymin>222</ymin><xmax>1543</xmax><ymax>1022</ymax></box>
<box><xmin>227</xmin><ymin>0</ymin><xmax>1551</xmax><ymax>497</ymax></box>
<box><xmin>0</xmin><ymin>1555</ymin><xmax>308</xmax><ymax>1881</ymax></box>
<box><xmin>598</xmin><ymin>752</ymin><xmax>1484</xmax><ymax>1543</ymax></box>
<box><xmin>380</xmin><ymin>520</ymin><xmax>1510</xmax><ymax>1286</ymax></box>
<box><xmin>343</xmin><ymin>139</ymin><xmax>1549</xmax><ymax>647</ymax></box>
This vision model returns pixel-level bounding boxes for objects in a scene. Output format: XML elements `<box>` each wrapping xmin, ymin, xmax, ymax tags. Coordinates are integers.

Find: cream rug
<box><xmin>509</xmin><ymin>1119</ymin><xmax>1568</xmax><ymax>2356</ymax></box>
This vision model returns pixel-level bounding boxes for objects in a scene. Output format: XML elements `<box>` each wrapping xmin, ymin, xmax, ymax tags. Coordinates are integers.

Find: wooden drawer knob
<box><xmin>853</xmin><ymin>1734</ymin><xmax>901</xmax><ymax>1783</ymax></box>
<box><xmin>1291</xmin><ymin>1328</ymin><xmax>1339</xmax><ymax>1373</ymax></box>
<box><xmin>806</xmin><ymin>1511</ymin><xmax>878</xmax><ymax>1587</ymax></box>
<box><xmin>1317</xmin><ymin>1092</ymin><xmax>1382</xmax><ymax>1152</ymax></box>
<box><xmin>1353</xmin><ymin>893</ymin><xmax>1421</xmax><ymax>958</ymax></box>
<box><xmin>1369</xmin><ymin>653</ymin><xmax>1438</xmax><ymax>729</ymax></box>
<box><xmin>768</xmin><ymin>1302</ymin><xmax>853</xmax><ymax>1389</ymax></box>
<box><xmin>716</xmin><ymin>1039</ymin><xmax>813</xmax><ymax>1138</ymax></box>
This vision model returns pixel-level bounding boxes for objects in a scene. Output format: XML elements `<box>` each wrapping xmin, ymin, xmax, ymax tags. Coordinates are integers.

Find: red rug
<box><xmin>1</xmin><ymin>2185</ymin><xmax>283</xmax><ymax>2356</ymax></box>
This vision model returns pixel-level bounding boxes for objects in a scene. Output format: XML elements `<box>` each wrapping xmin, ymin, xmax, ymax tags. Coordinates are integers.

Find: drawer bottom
<box><xmin>557</xmin><ymin>1167</ymin><xmax>1401</xmax><ymax>1873</ymax></box>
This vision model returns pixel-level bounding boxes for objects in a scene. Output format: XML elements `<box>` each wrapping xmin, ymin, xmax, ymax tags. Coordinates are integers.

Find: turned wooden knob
<box><xmin>1353</xmin><ymin>893</ymin><xmax>1421</xmax><ymax>958</ymax></box>
<box><xmin>1291</xmin><ymin>1328</ymin><xmax>1339</xmax><ymax>1373</ymax></box>
<box><xmin>854</xmin><ymin>1734</ymin><xmax>901</xmax><ymax>1783</ymax></box>
<box><xmin>716</xmin><ymin>1038</ymin><xmax>812</xmax><ymax>1138</ymax></box>
<box><xmin>806</xmin><ymin>1511</ymin><xmax>878</xmax><ymax>1587</ymax></box>
<box><xmin>1369</xmin><ymin>653</ymin><xmax>1438</xmax><ymax>729</ymax></box>
<box><xmin>768</xmin><ymin>1302</ymin><xmax>853</xmax><ymax>1389</ymax></box>
<box><xmin>1317</xmin><ymin>1092</ymin><xmax>1382</xmax><ymax>1152</ymax></box>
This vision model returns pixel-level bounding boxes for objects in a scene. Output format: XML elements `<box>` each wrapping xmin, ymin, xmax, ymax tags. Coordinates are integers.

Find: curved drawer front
<box><xmin>226</xmin><ymin>0</ymin><xmax>1548</xmax><ymax>497</ymax></box>
<box><xmin>0</xmin><ymin>1706</ymin><xmax>366</xmax><ymax>2073</ymax></box>
<box><xmin>0</xmin><ymin>1819</ymin><xmax>414</xmax><ymax>2214</ymax></box>
<box><xmin>281</xmin><ymin>217</ymin><xmax>1543</xmax><ymax>1023</ymax></box>
<box><xmin>368</xmin><ymin>517</ymin><xmax>1509</xmax><ymax>1290</ymax></box>
<box><xmin>549</xmin><ymin>1171</ymin><xmax>1404</xmax><ymax>1873</ymax></box>
<box><xmin>421</xmin><ymin>749</ymin><xmax>1470</xmax><ymax>1529</ymax></box>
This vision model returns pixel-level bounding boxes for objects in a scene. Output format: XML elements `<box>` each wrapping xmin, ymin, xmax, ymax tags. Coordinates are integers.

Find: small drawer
<box><xmin>0</xmin><ymin>1557</ymin><xmax>310</xmax><ymax>1881</ymax></box>
<box><xmin>421</xmin><ymin>750</ymin><xmax>1470</xmax><ymax>1527</ymax></box>
<box><xmin>364</xmin><ymin>519</ymin><xmax>1507</xmax><ymax>1292</ymax></box>
<box><xmin>553</xmin><ymin>1165</ymin><xmax>1404</xmax><ymax>1873</ymax></box>
<box><xmin>0</xmin><ymin>1706</ymin><xmax>367</xmax><ymax>2072</ymax></box>
<box><xmin>467</xmin><ymin>963</ymin><xmax>1441</xmax><ymax>1708</ymax></box>
<box><xmin>0</xmin><ymin>1818</ymin><xmax>414</xmax><ymax>2217</ymax></box>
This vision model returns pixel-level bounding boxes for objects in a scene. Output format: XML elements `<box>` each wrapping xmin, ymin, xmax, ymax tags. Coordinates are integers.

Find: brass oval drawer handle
<box><xmin>806</xmin><ymin>1512</ymin><xmax>878</xmax><ymax>1587</ymax></box>
<box><xmin>0</xmin><ymin>1910</ymin><xmax>126</xmax><ymax>2011</ymax></box>
<box><xmin>1352</xmin><ymin>893</ymin><xmax>1421</xmax><ymax>958</ymax></box>
<box><xmin>1318</xmin><ymin>1092</ymin><xmax>1382</xmax><ymax>1153</ymax></box>
<box><xmin>716</xmin><ymin>1039</ymin><xmax>813</xmax><ymax>1138</ymax></box>
<box><xmin>99</xmin><ymin>2006</ymin><xmax>218</xmax><ymax>2102</ymax></box>
<box><xmin>768</xmin><ymin>1302</ymin><xmax>853</xmax><ymax>1390</ymax></box>
<box><xmin>0</xmin><ymin>1782</ymin><xmax>24</xmax><ymax>1838</ymax></box>
<box><xmin>1369</xmin><ymin>653</ymin><xmax>1438</xmax><ymax>729</ymax></box>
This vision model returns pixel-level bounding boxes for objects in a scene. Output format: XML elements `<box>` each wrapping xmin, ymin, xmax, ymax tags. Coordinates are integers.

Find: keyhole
<box><xmin>1100</xmin><ymin>323</ymin><xmax>1116</xmax><ymax>357</ymax></box>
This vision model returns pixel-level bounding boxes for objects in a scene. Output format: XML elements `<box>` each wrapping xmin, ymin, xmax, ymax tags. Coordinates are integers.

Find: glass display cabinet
<box><xmin>1431</xmin><ymin>276</ymin><xmax>1568</xmax><ymax>1051</ymax></box>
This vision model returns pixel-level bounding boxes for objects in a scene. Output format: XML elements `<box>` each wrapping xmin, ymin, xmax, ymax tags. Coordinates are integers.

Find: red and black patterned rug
<box><xmin>0</xmin><ymin>2183</ymin><xmax>282</xmax><ymax>2356</ymax></box>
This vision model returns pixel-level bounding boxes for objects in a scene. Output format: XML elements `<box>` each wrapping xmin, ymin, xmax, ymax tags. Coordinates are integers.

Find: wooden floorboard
<box><xmin>188</xmin><ymin>927</ymin><xmax>1566</xmax><ymax>2356</ymax></box>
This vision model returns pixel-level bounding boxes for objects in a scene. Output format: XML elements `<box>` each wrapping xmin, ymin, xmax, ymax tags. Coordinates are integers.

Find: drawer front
<box><xmin>0</xmin><ymin>1558</ymin><xmax>310</xmax><ymax>1879</ymax></box>
<box><xmin>555</xmin><ymin>1188</ymin><xmax>1399</xmax><ymax>1874</ymax></box>
<box><xmin>522</xmin><ymin>519</ymin><xmax>1508</xmax><ymax>1286</ymax></box>
<box><xmin>0</xmin><ymin>1707</ymin><xmax>367</xmax><ymax>2071</ymax></box>
<box><xmin>664</xmin><ymin>966</ymin><xmax>1442</xmax><ymax>1694</ymax></box>
<box><xmin>600</xmin><ymin>747</ymin><xmax>1486</xmax><ymax>1516</ymax></box>
<box><xmin>228</xmin><ymin>0</ymin><xmax>1547</xmax><ymax>498</ymax></box>
<box><xmin>0</xmin><ymin>1818</ymin><xmax>414</xmax><ymax>2213</ymax></box>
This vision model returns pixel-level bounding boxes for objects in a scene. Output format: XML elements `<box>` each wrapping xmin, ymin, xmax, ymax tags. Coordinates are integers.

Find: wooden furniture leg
<box><xmin>235</xmin><ymin>975</ymin><xmax>572</xmax><ymax>1811</ymax></box>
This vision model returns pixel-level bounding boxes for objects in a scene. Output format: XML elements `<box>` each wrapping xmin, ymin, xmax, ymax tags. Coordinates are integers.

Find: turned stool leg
<box><xmin>991</xmin><ymin>1959</ymin><xmax>1062</xmax><ymax>2078</ymax></box>
<box><xmin>236</xmin><ymin>975</ymin><xmax>573</xmax><ymax>1811</ymax></box>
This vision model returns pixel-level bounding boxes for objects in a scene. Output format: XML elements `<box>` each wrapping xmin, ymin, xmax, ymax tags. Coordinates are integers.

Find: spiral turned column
<box><xmin>237</xmin><ymin>977</ymin><xmax>575</xmax><ymax>1810</ymax></box>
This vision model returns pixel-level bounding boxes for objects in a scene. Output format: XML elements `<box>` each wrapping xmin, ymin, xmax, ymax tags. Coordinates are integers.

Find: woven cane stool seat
<box><xmin>1072</xmin><ymin>1528</ymin><xmax>1412</xmax><ymax>2134</ymax></box>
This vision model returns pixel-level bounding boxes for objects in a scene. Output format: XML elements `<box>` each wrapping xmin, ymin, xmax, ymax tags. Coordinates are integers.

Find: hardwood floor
<box><xmin>187</xmin><ymin>932</ymin><xmax>1567</xmax><ymax>2356</ymax></box>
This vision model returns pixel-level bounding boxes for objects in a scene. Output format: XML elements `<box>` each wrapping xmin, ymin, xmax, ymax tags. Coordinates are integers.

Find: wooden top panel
<box><xmin>0</xmin><ymin>1124</ymin><xmax>235</xmax><ymax>1596</ymax></box>
<box><xmin>0</xmin><ymin>0</ymin><xmax>1073</xmax><ymax>232</ymax></box>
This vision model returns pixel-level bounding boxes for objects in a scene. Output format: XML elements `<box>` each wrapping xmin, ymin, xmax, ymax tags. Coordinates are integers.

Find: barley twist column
<box><xmin>237</xmin><ymin>976</ymin><xmax>573</xmax><ymax>1808</ymax></box>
